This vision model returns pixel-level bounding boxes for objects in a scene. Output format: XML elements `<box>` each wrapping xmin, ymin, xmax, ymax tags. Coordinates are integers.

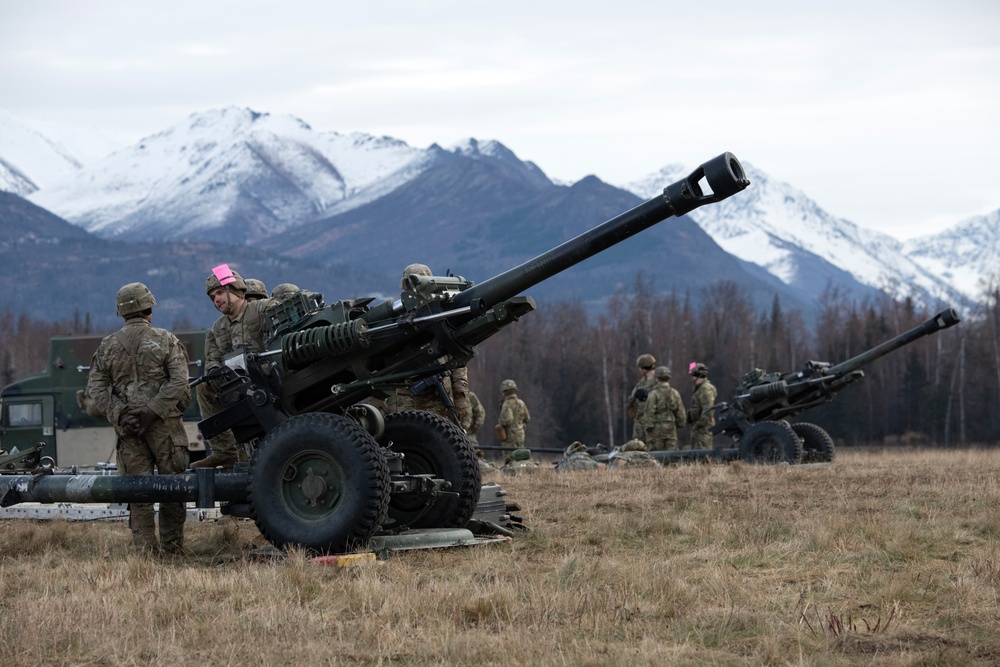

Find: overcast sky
<box><xmin>1</xmin><ymin>1</ymin><xmax>997</xmax><ymax>240</ymax></box>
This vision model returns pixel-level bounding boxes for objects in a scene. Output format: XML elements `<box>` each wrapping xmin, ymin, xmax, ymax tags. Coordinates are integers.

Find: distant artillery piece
<box><xmin>600</xmin><ymin>307</ymin><xmax>960</xmax><ymax>466</ymax></box>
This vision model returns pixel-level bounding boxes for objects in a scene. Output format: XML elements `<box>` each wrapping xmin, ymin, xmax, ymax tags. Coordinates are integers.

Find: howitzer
<box><xmin>0</xmin><ymin>152</ymin><xmax>749</xmax><ymax>553</ymax></box>
<box><xmin>711</xmin><ymin>307</ymin><xmax>961</xmax><ymax>464</ymax></box>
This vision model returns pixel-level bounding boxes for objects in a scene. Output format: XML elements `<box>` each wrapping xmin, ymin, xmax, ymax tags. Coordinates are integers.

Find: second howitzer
<box><xmin>712</xmin><ymin>308</ymin><xmax>961</xmax><ymax>463</ymax></box>
<box><xmin>1</xmin><ymin>153</ymin><xmax>750</xmax><ymax>553</ymax></box>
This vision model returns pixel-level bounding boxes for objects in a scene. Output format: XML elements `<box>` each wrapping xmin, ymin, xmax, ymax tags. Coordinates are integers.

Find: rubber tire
<box><xmin>380</xmin><ymin>410</ymin><xmax>482</xmax><ymax>530</ymax></box>
<box><xmin>738</xmin><ymin>420</ymin><xmax>803</xmax><ymax>464</ymax></box>
<box><xmin>792</xmin><ymin>422</ymin><xmax>835</xmax><ymax>463</ymax></box>
<box><xmin>249</xmin><ymin>413</ymin><xmax>389</xmax><ymax>554</ymax></box>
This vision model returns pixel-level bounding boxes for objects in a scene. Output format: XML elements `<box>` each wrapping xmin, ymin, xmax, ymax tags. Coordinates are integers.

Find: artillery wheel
<box><xmin>738</xmin><ymin>421</ymin><xmax>803</xmax><ymax>464</ymax></box>
<box><xmin>380</xmin><ymin>410</ymin><xmax>482</xmax><ymax>530</ymax></box>
<box><xmin>248</xmin><ymin>413</ymin><xmax>390</xmax><ymax>554</ymax></box>
<box><xmin>792</xmin><ymin>422</ymin><xmax>835</xmax><ymax>463</ymax></box>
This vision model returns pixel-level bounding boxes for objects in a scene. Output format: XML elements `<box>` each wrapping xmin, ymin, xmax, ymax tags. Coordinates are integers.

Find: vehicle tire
<box><xmin>792</xmin><ymin>422</ymin><xmax>835</xmax><ymax>463</ymax></box>
<box><xmin>248</xmin><ymin>412</ymin><xmax>389</xmax><ymax>554</ymax></box>
<box><xmin>380</xmin><ymin>410</ymin><xmax>482</xmax><ymax>530</ymax></box>
<box><xmin>738</xmin><ymin>420</ymin><xmax>803</xmax><ymax>464</ymax></box>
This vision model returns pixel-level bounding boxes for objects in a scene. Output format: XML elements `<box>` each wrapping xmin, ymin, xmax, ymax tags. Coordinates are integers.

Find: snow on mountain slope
<box><xmin>0</xmin><ymin>108</ymin><xmax>122</xmax><ymax>195</ymax></box>
<box><xmin>624</xmin><ymin>162</ymin><xmax>969</xmax><ymax>308</ymax></box>
<box><xmin>903</xmin><ymin>209</ymin><xmax>1000</xmax><ymax>301</ymax></box>
<box><xmin>28</xmin><ymin>107</ymin><xmax>428</xmax><ymax>239</ymax></box>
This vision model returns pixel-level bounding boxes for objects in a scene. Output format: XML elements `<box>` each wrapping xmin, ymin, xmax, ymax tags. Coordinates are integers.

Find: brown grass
<box><xmin>2</xmin><ymin>447</ymin><xmax>999</xmax><ymax>666</ymax></box>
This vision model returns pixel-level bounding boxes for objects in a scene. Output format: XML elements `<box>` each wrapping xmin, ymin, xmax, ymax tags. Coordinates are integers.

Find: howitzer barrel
<box><xmin>453</xmin><ymin>152</ymin><xmax>749</xmax><ymax>310</ymax></box>
<box><xmin>0</xmin><ymin>471</ymin><xmax>249</xmax><ymax>508</ymax></box>
<box><xmin>827</xmin><ymin>307</ymin><xmax>961</xmax><ymax>377</ymax></box>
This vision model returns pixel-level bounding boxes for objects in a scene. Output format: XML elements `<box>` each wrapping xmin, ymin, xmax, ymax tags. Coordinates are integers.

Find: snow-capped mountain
<box><xmin>0</xmin><ymin>108</ymin><xmax>122</xmax><ymax>196</ymax></box>
<box><xmin>1</xmin><ymin>106</ymin><xmax>991</xmax><ymax>312</ymax></box>
<box><xmin>28</xmin><ymin>107</ymin><xmax>432</xmax><ymax>242</ymax></box>
<box><xmin>624</xmin><ymin>163</ymin><xmax>972</xmax><ymax>309</ymax></box>
<box><xmin>903</xmin><ymin>210</ymin><xmax>1000</xmax><ymax>301</ymax></box>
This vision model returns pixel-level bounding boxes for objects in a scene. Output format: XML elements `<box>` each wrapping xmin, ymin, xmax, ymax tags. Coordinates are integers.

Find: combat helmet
<box><xmin>205</xmin><ymin>266</ymin><xmax>247</xmax><ymax>297</ymax></box>
<box><xmin>500</xmin><ymin>379</ymin><xmax>518</xmax><ymax>393</ymax></box>
<box><xmin>400</xmin><ymin>263</ymin><xmax>432</xmax><ymax>290</ymax></box>
<box><xmin>116</xmin><ymin>282</ymin><xmax>156</xmax><ymax>317</ymax></box>
<box><xmin>636</xmin><ymin>353</ymin><xmax>656</xmax><ymax>370</ymax></box>
<box><xmin>654</xmin><ymin>366</ymin><xmax>671</xmax><ymax>381</ymax></box>
<box><xmin>622</xmin><ymin>438</ymin><xmax>647</xmax><ymax>452</ymax></box>
<box><xmin>244</xmin><ymin>278</ymin><xmax>268</xmax><ymax>300</ymax></box>
<box><xmin>564</xmin><ymin>441</ymin><xmax>589</xmax><ymax>456</ymax></box>
<box><xmin>271</xmin><ymin>283</ymin><xmax>301</xmax><ymax>301</ymax></box>
<box><xmin>689</xmin><ymin>362</ymin><xmax>709</xmax><ymax>378</ymax></box>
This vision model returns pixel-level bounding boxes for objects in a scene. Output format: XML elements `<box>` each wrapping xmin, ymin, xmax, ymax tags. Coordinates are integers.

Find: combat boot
<box><xmin>190</xmin><ymin>451</ymin><xmax>238</xmax><ymax>469</ymax></box>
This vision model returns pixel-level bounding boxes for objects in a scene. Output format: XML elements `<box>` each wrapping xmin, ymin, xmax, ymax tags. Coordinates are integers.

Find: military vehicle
<box><xmin>0</xmin><ymin>332</ymin><xmax>208</xmax><ymax>470</ymax></box>
<box><xmin>0</xmin><ymin>152</ymin><xmax>750</xmax><ymax>553</ymax></box>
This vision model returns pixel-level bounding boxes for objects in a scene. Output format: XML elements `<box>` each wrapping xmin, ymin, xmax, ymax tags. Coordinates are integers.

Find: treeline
<box><xmin>468</xmin><ymin>275</ymin><xmax>1000</xmax><ymax>449</ymax></box>
<box><xmin>2</xmin><ymin>278</ymin><xmax>998</xmax><ymax>449</ymax></box>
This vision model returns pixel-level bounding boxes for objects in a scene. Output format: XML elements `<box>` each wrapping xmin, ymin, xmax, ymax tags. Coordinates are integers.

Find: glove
<box><xmin>126</xmin><ymin>407</ymin><xmax>158</xmax><ymax>436</ymax></box>
<box><xmin>634</xmin><ymin>388</ymin><xmax>648</xmax><ymax>402</ymax></box>
<box><xmin>118</xmin><ymin>412</ymin><xmax>141</xmax><ymax>437</ymax></box>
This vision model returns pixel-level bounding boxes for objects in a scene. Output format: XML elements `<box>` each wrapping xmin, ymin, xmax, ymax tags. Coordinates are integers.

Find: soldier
<box><xmin>461</xmin><ymin>391</ymin><xmax>487</xmax><ymax>445</ymax></box>
<box><xmin>192</xmin><ymin>264</ymin><xmax>273</xmax><ymax>470</ymax></box>
<box><xmin>555</xmin><ymin>441</ymin><xmax>601</xmax><ymax>472</ymax></box>
<box><xmin>386</xmin><ymin>263</ymin><xmax>469</xmax><ymax>424</ymax></box>
<box><xmin>86</xmin><ymin>282</ymin><xmax>191</xmax><ymax>554</ymax></box>
<box><xmin>608</xmin><ymin>438</ymin><xmax>660</xmax><ymax>469</ymax></box>
<box><xmin>243</xmin><ymin>278</ymin><xmax>268</xmax><ymax>301</ymax></box>
<box><xmin>496</xmin><ymin>378</ymin><xmax>530</xmax><ymax>450</ymax></box>
<box><xmin>687</xmin><ymin>362</ymin><xmax>718</xmax><ymax>449</ymax></box>
<box><xmin>626</xmin><ymin>354</ymin><xmax>658</xmax><ymax>440</ymax></box>
<box><xmin>642</xmin><ymin>366</ymin><xmax>686</xmax><ymax>451</ymax></box>
<box><xmin>501</xmin><ymin>447</ymin><xmax>539</xmax><ymax>475</ymax></box>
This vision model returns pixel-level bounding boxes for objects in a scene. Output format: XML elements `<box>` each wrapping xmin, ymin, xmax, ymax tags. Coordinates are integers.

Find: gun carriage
<box><xmin>0</xmin><ymin>153</ymin><xmax>750</xmax><ymax>552</ymax></box>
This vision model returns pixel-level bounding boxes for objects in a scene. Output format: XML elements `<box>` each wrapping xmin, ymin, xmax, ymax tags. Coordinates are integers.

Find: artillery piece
<box><xmin>0</xmin><ymin>152</ymin><xmax>750</xmax><ymax>553</ymax></box>
<box><xmin>712</xmin><ymin>307</ymin><xmax>961</xmax><ymax>464</ymax></box>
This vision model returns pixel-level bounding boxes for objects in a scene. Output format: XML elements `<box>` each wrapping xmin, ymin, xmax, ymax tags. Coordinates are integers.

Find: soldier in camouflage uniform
<box><xmin>86</xmin><ymin>283</ymin><xmax>191</xmax><ymax>554</ymax></box>
<box><xmin>555</xmin><ymin>441</ymin><xmax>601</xmax><ymax>472</ymax></box>
<box><xmin>243</xmin><ymin>278</ymin><xmax>268</xmax><ymax>301</ymax></box>
<box><xmin>687</xmin><ymin>362</ymin><xmax>717</xmax><ymax>449</ymax></box>
<box><xmin>461</xmin><ymin>391</ymin><xmax>486</xmax><ymax>445</ymax></box>
<box><xmin>626</xmin><ymin>354</ymin><xmax>658</xmax><ymax>440</ymax></box>
<box><xmin>501</xmin><ymin>447</ymin><xmax>539</xmax><ymax>475</ymax></box>
<box><xmin>642</xmin><ymin>366</ymin><xmax>686</xmax><ymax>451</ymax></box>
<box><xmin>192</xmin><ymin>264</ymin><xmax>274</xmax><ymax>469</ymax></box>
<box><xmin>496</xmin><ymin>378</ymin><xmax>530</xmax><ymax>450</ymax></box>
<box><xmin>386</xmin><ymin>264</ymin><xmax>470</xmax><ymax>424</ymax></box>
<box><xmin>608</xmin><ymin>438</ymin><xmax>660</xmax><ymax>469</ymax></box>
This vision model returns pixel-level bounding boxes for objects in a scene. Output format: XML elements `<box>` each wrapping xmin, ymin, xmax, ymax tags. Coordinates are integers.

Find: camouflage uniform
<box><xmin>688</xmin><ymin>375</ymin><xmax>717</xmax><ymax>449</ymax></box>
<box><xmin>387</xmin><ymin>367</ymin><xmax>470</xmax><ymax>424</ymax></box>
<box><xmin>555</xmin><ymin>441</ymin><xmax>601</xmax><ymax>472</ymax></box>
<box><xmin>86</xmin><ymin>283</ymin><xmax>190</xmax><ymax>553</ymax></box>
<box><xmin>461</xmin><ymin>391</ymin><xmax>486</xmax><ymax>445</ymax></box>
<box><xmin>609</xmin><ymin>439</ymin><xmax>660</xmax><ymax>469</ymax></box>
<box><xmin>642</xmin><ymin>367</ymin><xmax>686</xmax><ymax>451</ymax></box>
<box><xmin>497</xmin><ymin>380</ymin><xmax>530</xmax><ymax>449</ymax></box>
<box><xmin>196</xmin><ymin>267</ymin><xmax>274</xmax><ymax>468</ymax></box>
<box><xmin>626</xmin><ymin>354</ymin><xmax>657</xmax><ymax>440</ymax></box>
<box><xmin>501</xmin><ymin>448</ymin><xmax>539</xmax><ymax>475</ymax></box>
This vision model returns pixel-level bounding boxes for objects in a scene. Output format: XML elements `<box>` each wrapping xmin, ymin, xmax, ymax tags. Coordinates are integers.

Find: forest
<box><xmin>1</xmin><ymin>275</ymin><xmax>997</xmax><ymax>450</ymax></box>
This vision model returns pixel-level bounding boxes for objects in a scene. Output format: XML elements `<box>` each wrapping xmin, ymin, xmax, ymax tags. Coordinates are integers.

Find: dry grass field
<box><xmin>2</xmin><ymin>447</ymin><xmax>999</xmax><ymax>666</ymax></box>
